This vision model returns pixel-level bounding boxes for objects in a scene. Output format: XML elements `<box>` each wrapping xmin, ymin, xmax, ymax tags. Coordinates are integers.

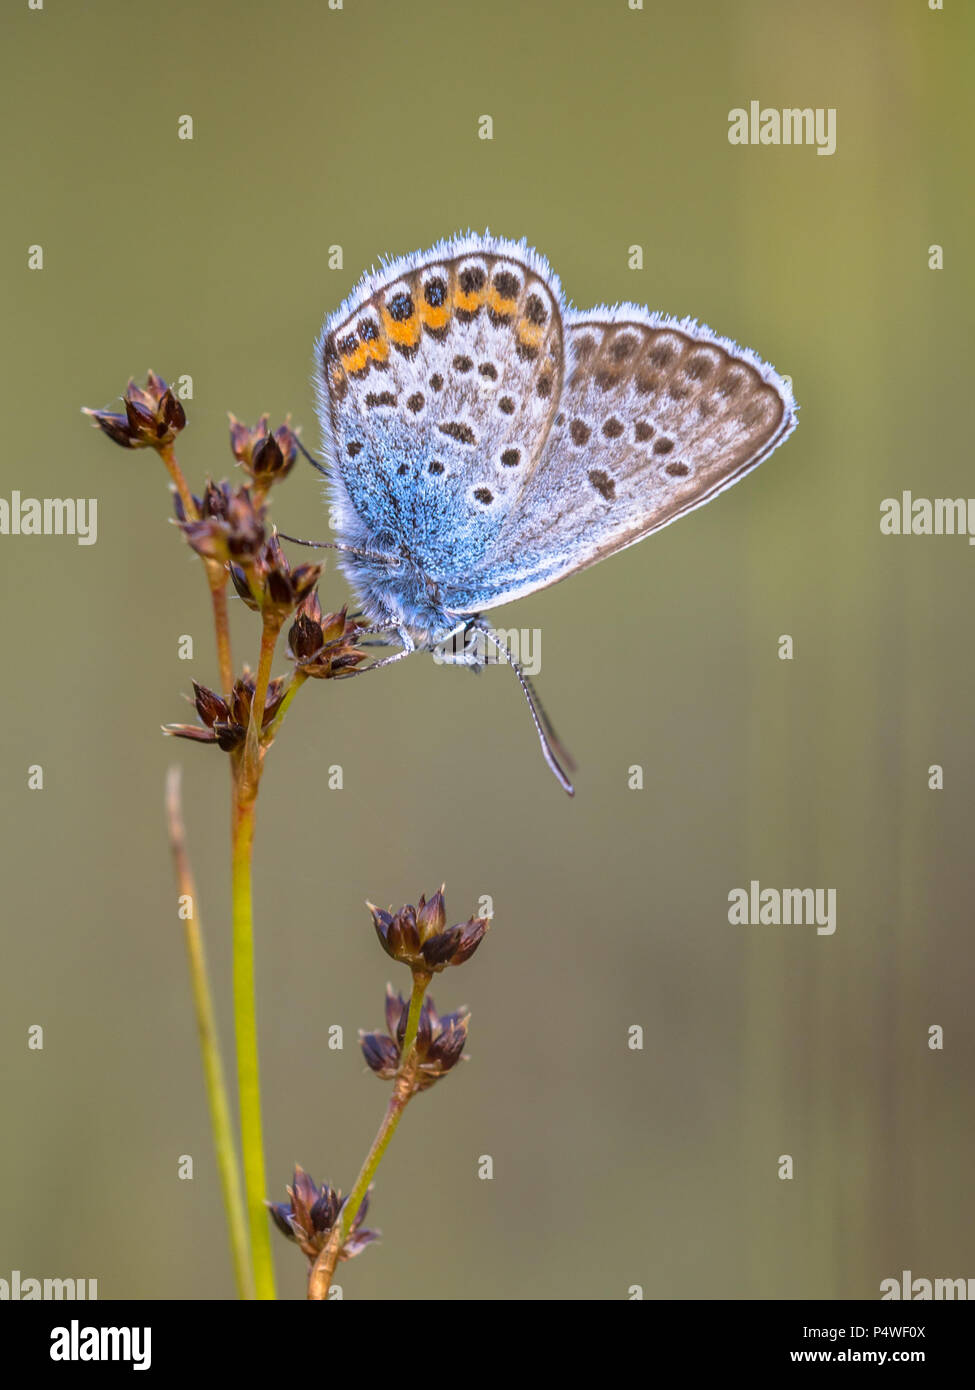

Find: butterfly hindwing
<box><xmin>441</xmin><ymin>307</ymin><xmax>796</xmax><ymax>612</ymax></box>
<box><xmin>316</xmin><ymin>235</ymin><xmax>565</xmax><ymax>582</ymax></box>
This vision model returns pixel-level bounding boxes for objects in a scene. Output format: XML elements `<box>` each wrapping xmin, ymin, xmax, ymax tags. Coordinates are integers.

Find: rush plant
<box><xmin>84</xmin><ymin>375</ymin><xmax>490</xmax><ymax>1300</ymax></box>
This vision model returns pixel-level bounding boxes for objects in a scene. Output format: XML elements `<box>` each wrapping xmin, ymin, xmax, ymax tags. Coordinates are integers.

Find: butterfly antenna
<box><xmin>476</xmin><ymin>622</ymin><xmax>576</xmax><ymax>796</ymax></box>
<box><xmin>274</xmin><ymin>529</ymin><xmax>401</xmax><ymax>566</ymax></box>
<box><xmin>295</xmin><ymin>435</ymin><xmax>331</xmax><ymax>479</ymax></box>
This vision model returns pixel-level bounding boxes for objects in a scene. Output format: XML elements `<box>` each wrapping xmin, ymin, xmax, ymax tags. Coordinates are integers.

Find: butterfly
<box><xmin>300</xmin><ymin>233</ymin><xmax>797</xmax><ymax>794</ymax></box>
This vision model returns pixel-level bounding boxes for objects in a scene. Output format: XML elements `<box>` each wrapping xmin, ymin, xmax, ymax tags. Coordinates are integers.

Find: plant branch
<box><xmin>228</xmin><ymin>605</ymin><xmax>283</xmax><ymax>1299</ymax></box>
<box><xmin>241</xmin><ymin>616</ymin><xmax>281</xmax><ymax>795</ymax></box>
<box><xmin>261</xmin><ymin>670</ymin><xmax>306</xmax><ymax>742</ymax></box>
<box><xmin>206</xmin><ymin>566</ymin><xmax>234</xmax><ymax>700</ymax></box>
<box><xmin>159</xmin><ymin>443</ymin><xmax>197</xmax><ymax>520</ymax></box>
<box><xmin>306</xmin><ymin>971</ymin><xmax>431</xmax><ymax>1301</ymax></box>
<box><xmin>231</xmin><ymin>779</ymin><xmax>276</xmax><ymax>1300</ymax></box>
<box><xmin>165</xmin><ymin>765</ymin><xmax>254</xmax><ymax>1300</ymax></box>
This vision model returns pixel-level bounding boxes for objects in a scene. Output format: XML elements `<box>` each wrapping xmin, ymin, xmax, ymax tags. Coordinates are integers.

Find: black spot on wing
<box><xmin>439</xmin><ymin>421</ymin><xmax>477</xmax><ymax>445</ymax></box>
<box><xmin>588</xmin><ymin>470</ymin><xmax>616</xmax><ymax>500</ymax></box>
<box><xmin>387</xmin><ymin>291</ymin><xmax>414</xmax><ymax>322</ymax></box>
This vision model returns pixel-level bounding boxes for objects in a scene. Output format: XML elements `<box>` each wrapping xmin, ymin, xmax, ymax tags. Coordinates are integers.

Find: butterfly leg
<box><xmin>430</xmin><ymin>619</ymin><xmax>490</xmax><ymax>671</ymax></box>
<box><xmin>334</xmin><ymin>623</ymin><xmax>415</xmax><ymax>677</ymax></box>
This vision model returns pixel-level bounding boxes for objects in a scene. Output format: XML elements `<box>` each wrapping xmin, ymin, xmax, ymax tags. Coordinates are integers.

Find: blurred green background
<box><xmin>2</xmin><ymin>0</ymin><xmax>973</xmax><ymax>1300</ymax></box>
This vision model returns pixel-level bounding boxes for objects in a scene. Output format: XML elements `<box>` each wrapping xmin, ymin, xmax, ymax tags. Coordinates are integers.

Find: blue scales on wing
<box><xmin>316</xmin><ymin>234</ymin><xmax>565</xmax><ymax>632</ymax></box>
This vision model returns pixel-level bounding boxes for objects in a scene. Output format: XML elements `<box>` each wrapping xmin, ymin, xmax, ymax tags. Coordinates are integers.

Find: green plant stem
<box><xmin>241</xmin><ymin>617</ymin><xmax>281</xmax><ymax>794</ymax></box>
<box><xmin>229</xmin><ymin>609</ymin><xmax>283</xmax><ymax>1299</ymax></box>
<box><xmin>399</xmin><ymin>971</ymin><xmax>429</xmax><ymax>1063</ymax></box>
<box><xmin>165</xmin><ymin>767</ymin><xmax>254</xmax><ymax>1300</ymax></box>
<box><xmin>262</xmin><ymin>671</ymin><xmax>306</xmax><ymax>742</ymax></box>
<box><xmin>231</xmin><ymin>781</ymin><xmax>276</xmax><ymax>1300</ymax></box>
<box><xmin>306</xmin><ymin>971</ymin><xmax>430</xmax><ymax>1301</ymax></box>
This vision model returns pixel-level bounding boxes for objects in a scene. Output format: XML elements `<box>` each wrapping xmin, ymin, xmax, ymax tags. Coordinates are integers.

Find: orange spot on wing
<box><xmin>488</xmin><ymin>287</ymin><xmax>517</xmax><ymax>316</ymax></box>
<box><xmin>516</xmin><ymin>319</ymin><xmax>544</xmax><ymax>349</ymax></box>
<box><xmin>381</xmin><ymin>309</ymin><xmax>421</xmax><ymax>346</ymax></box>
<box><xmin>420</xmin><ymin>302</ymin><xmax>450</xmax><ymax>329</ymax></box>
<box><xmin>455</xmin><ymin>286</ymin><xmax>486</xmax><ymax>313</ymax></box>
<box><xmin>341</xmin><ymin>342</ymin><xmax>370</xmax><ymax>373</ymax></box>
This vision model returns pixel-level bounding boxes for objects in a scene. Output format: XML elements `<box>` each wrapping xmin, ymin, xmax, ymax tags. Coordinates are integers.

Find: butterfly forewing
<box><xmin>317</xmin><ymin>236</ymin><xmax>564</xmax><ymax>580</ymax></box>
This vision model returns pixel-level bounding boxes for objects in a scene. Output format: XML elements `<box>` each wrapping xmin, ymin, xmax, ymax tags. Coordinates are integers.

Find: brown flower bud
<box><xmin>163</xmin><ymin>671</ymin><xmax>286</xmax><ymax>752</ymax></box>
<box><xmin>174</xmin><ymin>480</ymin><xmax>266</xmax><ymax>565</ymax></box>
<box><xmin>360</xmin><ymin>988</ymin><xmax>470</xmax><ymax>1093</ymax></box>
<box><xmin>229</xmin><ymin>413</ymin><xmax>298</xmax><ymax>490</ymax></box>
<box><xmin>232</xmin><ymin>535</ymin><xmax>322</xmax><ymax>623</ymax></box>
<box><xmin>368</xmin><ymin>888</ymin><xmax>489</xmax><ymax>973</ymax></box>
<box><xmin>287</xmin><ymin>593</ymin><xmax>367</xmax><ymax>678</ymax></box>
<box><xmin>267</xmin><ymin>1167</ymin><xmax>377</xmax><ymax>1263</ymax></box>
<box><xmin>83</xmin><ymin>371</ymin><xmax>186</xmax><ymax>450</ymax></box>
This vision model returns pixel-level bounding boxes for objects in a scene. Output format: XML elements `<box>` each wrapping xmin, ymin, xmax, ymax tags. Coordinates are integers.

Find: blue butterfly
<box><xmin>300</xmin><ymin>234</ymin><xmax>796</xmax><ymax>794</ymax></box>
